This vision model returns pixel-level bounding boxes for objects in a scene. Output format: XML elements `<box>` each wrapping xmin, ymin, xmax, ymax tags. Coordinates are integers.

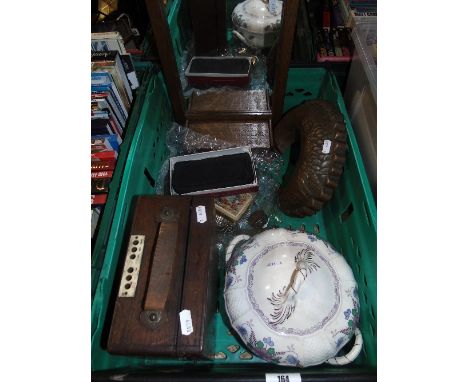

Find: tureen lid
<box><xmin>232</xmin><ymin>0</ymin><xmax>283</xmax><ymax>34</ymax></box>
<box><xmin>224</xmin><ymin>228</ymin><xmax>362</xmax><ymax>367</ymax></box>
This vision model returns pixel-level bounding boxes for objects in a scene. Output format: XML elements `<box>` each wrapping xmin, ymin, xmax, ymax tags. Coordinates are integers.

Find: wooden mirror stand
<box><xmin>144</xmin><ymin>0</ymin><xmax>300</xmax><ymax>127</ymax></box>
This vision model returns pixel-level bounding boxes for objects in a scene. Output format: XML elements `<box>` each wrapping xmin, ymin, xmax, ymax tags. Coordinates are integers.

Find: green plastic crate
<box><xmin>91</xmin><ymin>63</ymin><xmax>154</xmax><ymax>300</ymax></box>
<box><xmin>91</xmin><ymin>68</ymin><xmax>376</xmax><ymax>380</ymax></box>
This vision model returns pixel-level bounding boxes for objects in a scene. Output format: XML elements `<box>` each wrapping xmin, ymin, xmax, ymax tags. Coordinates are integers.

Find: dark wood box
<box><xmin>107</xmin><ymin>195</ymin><xmax>218</xmax><ymax>358</ymax></box>
<box><xmin>185</xmin><ymin>56</ymin><xmax>253</xmax><ymax>88</ymax></box>
<box><xmin>186</xmin><ymin>89</ymin><xmax>272</xmax><ymax>148</ymax></box>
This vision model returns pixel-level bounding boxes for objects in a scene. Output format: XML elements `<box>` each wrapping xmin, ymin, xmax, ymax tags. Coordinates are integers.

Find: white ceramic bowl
<box><xmin>224</xmin><ymin>228</ymin><xmax>363</xmax><ymax>367</ymax></box>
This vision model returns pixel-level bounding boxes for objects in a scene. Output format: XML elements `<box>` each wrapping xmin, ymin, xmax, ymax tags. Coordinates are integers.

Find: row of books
<box><xmin>338</xmin><ymin>0</ymin><xmax>377</xmax><ymax>27</ymax></box>
<box><xmin>306</xmin><ymin>0</ymin><xmax>354</xmax><ymax>63</ymax></box>
<box><xmin>316</xmin><ymin>27</ymin><xmax>353</xmax><ymax>62</ymax></box>
<box><xmin>91</xmin><ymin>32</ymin><xmax>139</xmax><ymax>240</ymax></box>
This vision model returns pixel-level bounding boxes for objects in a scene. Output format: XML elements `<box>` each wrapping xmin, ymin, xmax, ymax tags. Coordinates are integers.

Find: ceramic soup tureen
<box><xmin>232</xmin><ymin>0</ymin><xmax>283</xmax><ymax>49</ymax></box>
<box><xmin>224</xmin><ymin>228</ymin><xmax>363</xmax><ymax>367</ymax></box>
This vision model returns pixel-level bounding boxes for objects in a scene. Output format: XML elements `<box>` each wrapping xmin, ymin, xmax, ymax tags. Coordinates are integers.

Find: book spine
<box><xmin>91</xmin><ymin>170</ymin><xmax>114</xmax><ymax>179</ymax></box>
<box><xmin>91</xmin><ymin>172</ymin><xmax>113</xmax><ymax>194</ymax></box>
<box><xmin>92</xmin><ymin>96</ymin><xmax>124</xmax><ymax>132</ymax></box>
<box><xmin>92</xmin><ymin>81</ymin><xmax>129</xmax><ymax>119</ymax></box>
<box><xmin>91</xmin><ymin>179</ymin><xmax>112</xmax><ymax>194</ymax></box>
<box><xmin>91</xmin><ymin>134</ymin><xmax>122</xmax><ymax>151</ymax></box>
<box><xmin>338</xmin><ymin>27</ymin><xmax>351</xmax><ymax>57</ymax></box>
<box><xmin>91</xmin><ymin>150</ymin><xmax>117</xmax><ymax>162</ymax></box>
<box><xmin>94</xmin><ymin>90</ymin><xmax>127</xmax><ymax>127</ymax></box>
<box><xmin>331</xmin><ymin>28</ymin><xmax>343</xmax><ymax>56</ymax></box>
<box><xmin>91</xmin><ymin>193</ymin><xmax>108</xmax><ymax>206</ymax></box>
<box><xmin>91</xmin><ymin>37</ymin><xmax>127</xmax><ymax>55</ymax></box>
<box><xmin>91</xmin><ymin>110</ymin><xmax>109</xmax><ymax>119</ymax></box>
<box><xmin>316</xmin><ymin>27</ymin><xmax>328</xmax><ymax>58</ymax></box>
<box><xmin>109</xmin><ymin>65</ymin><xmax>131</xmax><ymax>111</ymax></box>
<box><xmin>121</xmin><ymin>54</ymin><xmax>139</xmax><ymax>90</ymax></box>
<box><xmin>115</xmin><ymin>53</ymin><xmax>133</xmax><ymax>103</ymax></box>
<box><xmin>91</xmin><ymin>71</ymin><xmax>112</xmax><ymax>86</ymax></box>
<box><xmin>91</xmin><ymin>50</ymin><xmax>133</xmax><ymax>106</ymax></box>
<box><xmin>321</xmin><ymin>29</ymin><xmax>335</xmax><ymax>56</ymax></box>
<box><xmin>91</xmin><ymin>136</ymin><xmax>118</xmax><ymax>152</ymax></box>
<box><xmin>92</xmin><ymin>66</ymin><xmax>131</xmax><ymax>112</ymax></box>
<box><xmin>108</xmin><ymin>80</ymin><xmax>129</xmax><ymax>117</ymax></box>
<box><xmin>91</xmin><ymin>118</ymin><xmax>114</xmax><ymax>136</ymax></box>
<box><xmin>107</xmin><ymin>113</ymin><xmax>123</xmax><ymax>138</ymax></box>
<box><xmin>91</xmin><ymin>32</ymin><xmax>127</xmax><ymax>55</ymax></box>
<box><xmin>91</xmin><ymin>161</ymin><xmax>116</xmax><ymax>172</ymax></box>
<box><xmin>91</xmin><ymin>207</ymin><xmax>101</xmax><ymax>239</ymax></box>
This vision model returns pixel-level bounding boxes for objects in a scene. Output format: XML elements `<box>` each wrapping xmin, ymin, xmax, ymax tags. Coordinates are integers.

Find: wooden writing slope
<box><xmin>107</xmin><ymin>195</ymin><xmax>217</xmax><ymax>357</ymax></box>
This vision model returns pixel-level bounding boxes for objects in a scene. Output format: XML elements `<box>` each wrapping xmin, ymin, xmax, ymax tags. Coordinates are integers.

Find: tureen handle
<box><xmin>326</xmin><ymin>328</ymin><xmax>363</xmax><ymax>366</ymax></box>
<box><xmin>232</xmin><ymin>30</ymin><xmax>254</xmax><ymax>48</ymax></box>
<box><xmin>225</xmin><ymin>235</ymin><xmax>251</xmax><ymax>262</ymax></box>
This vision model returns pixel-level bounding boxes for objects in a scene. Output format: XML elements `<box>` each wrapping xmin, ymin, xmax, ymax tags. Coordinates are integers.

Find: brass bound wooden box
<box><xmin>107</xmin><ymin>195</ymin><xmax>217</xmax><ymax>358</ymax></box>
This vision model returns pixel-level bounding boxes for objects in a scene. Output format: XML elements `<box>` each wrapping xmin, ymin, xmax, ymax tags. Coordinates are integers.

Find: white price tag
<box><xmin>179</xmin><ymin>309</ymin><xmax>193</xmax><ymax>335</ymax></box>
<box><xmin>195</xmin><ymin>205</ymin><xmax>207</xmax><ymax>223</ymax></box>
<box><xmin>265</xmin><ymin>373</ymin><xmax>301</xmax><ymax>382</ymax></box>
<box><xmin>322</xmin><ymin>139</ymin><xmax>332</xmax><ymax>154</ymax></box>
<box><xmin>268</xmin><ymin>0</ymin><xmax>278</xmax><ymax>15</ymax></box>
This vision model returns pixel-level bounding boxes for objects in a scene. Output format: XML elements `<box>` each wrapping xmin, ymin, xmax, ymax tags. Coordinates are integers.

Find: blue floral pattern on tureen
<box><xmin>331</xmin><ymin>287</ymin><xmax>360</xmax><ymax>348</ymax></box>
<box><xmin>225</xmin><ymin>238</ymin><xmax>259</xmax><ymax>288</ymax></box>
<box><xmin>236</xmin><ymin>319</ymin><xmax>302</xmax><ymax>366</ymax></box>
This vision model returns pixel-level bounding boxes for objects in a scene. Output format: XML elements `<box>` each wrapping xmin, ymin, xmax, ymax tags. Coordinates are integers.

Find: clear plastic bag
<box><xmin>155</xmin><ymin>124</ymin><xmax>248</xmax><ymax>194</ymax></box>
<box><xmin>155</xmin><ymin>124</ymin><xmax>284</xmax><ymax>256</ymax></box>
<box><xmin>166</xmin><ymin>123</ymin><xmax>237</xmax><ymax>154</ymax></box>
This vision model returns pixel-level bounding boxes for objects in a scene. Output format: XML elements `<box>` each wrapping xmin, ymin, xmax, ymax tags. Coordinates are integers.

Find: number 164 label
<box><xmin>265</xmin><ymin>373</ymin><xmax>301</xmax><ymax>382</ymax></box>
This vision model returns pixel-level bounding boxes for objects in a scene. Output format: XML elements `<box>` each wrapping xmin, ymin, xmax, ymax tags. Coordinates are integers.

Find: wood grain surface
<box><xmin>107</xmin><ymin>195</ymin><xmax>217</xmax><ymax>358</ymax></box>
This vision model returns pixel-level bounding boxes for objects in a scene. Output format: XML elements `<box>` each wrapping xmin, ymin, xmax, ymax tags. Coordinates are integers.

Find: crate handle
<box><xmin>226</xmin><ymin>235</ymin><xmax>250</xmax><ymax>262</ymax></box>
<box><xmin>326</xmin><ymin>327</ymin><xmax>363</xmax><ymax>365</ymax></box>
